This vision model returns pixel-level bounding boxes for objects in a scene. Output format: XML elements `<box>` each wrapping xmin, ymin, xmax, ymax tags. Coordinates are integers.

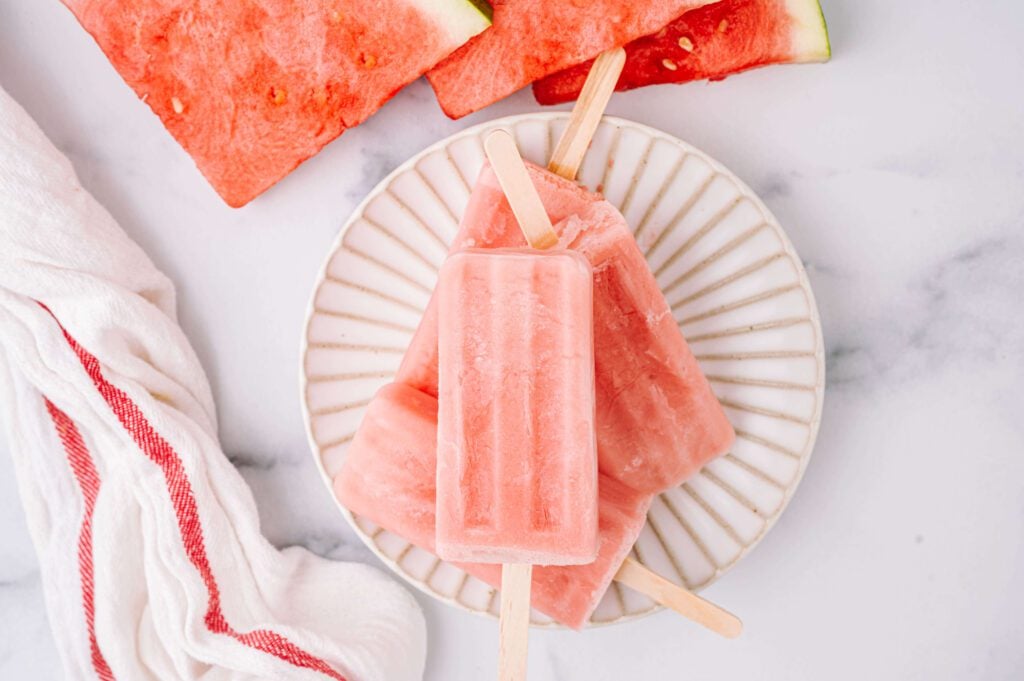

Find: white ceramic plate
<box><xmin>300</xmin><ymin>113</ymin><xmax>825</xmax><ymax>627</ymax></box>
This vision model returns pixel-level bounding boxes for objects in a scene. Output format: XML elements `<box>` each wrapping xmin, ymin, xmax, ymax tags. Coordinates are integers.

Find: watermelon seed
<box><xmin>329</xmin><ymin>10</ymin><xmax>344</xmax><ymax>24</ymax></box>
<box><xmin>171</xmin><ymin>97</ymin><xmax>184</xmax><ymax>114</ymax></box>
<box><xmin>270</xmin><ymin>87</ymin><xmax>288</xmax><ymax>106</ymax></box>
<box><xmin>678</xmin><ymin>37</ymin><xmax>694</xmax><ymax>53</ymax></box>
<box><xmin>360</xmin><ymin>53</ymin><xmax>378</xmax><ymax>69</ymax></box>
<box><xmin>717</xmin><ymin>19</ymin><xmax>729</xmax><ymax>33</ymax></box>
<box><xmin>661</xmin><ymin>59</ymin><xmax>678</xmax><ymax>71</ymax></box>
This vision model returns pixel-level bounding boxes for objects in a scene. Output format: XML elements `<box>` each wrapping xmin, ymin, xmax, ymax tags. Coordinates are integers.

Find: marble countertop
<box><xmin>2</xmin><ymin>0</ymin><xmax>1023</xmax><ymax>679</ymax></box>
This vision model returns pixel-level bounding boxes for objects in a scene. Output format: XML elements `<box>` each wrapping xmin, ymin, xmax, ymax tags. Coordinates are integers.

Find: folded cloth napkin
<box><xmin>0</xmin><ymin>85</ymin><xmax>426</xmax><ymax>681</ymax></box>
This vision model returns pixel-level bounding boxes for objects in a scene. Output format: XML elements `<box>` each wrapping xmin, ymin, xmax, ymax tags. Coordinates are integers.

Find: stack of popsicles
<box><xmin>335</xmin><ymin>141</ymin><xmax>737</xmax><ymax>627</ymax></box>
<box><xmin>333</xmin><ymin>53</ymin><xmax>736</xmax><ymax>672</ymax></box>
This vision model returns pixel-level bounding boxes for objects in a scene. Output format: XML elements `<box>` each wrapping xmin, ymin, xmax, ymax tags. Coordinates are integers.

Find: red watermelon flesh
<box><xmin>426</xmin><ymin>0</ymin><xmax>719</xmax><ymax>120</ymax></box>
<box><xmin>533</xmin><ymin>0</ymin><xmax>830</xmax><ymax>106</ymax></box>
<box><xmin>62</xmin><ymin>0</ymin><xmax>489</xmax><ymax>207</ymax></box>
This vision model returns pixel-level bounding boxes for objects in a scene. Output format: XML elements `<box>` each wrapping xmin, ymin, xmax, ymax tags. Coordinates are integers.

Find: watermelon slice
<box><xmin>533</xmin><ymin>0</ymin><xmax>830</xmax><ymax>106</ymax></box>
<box><xmin>62</xmin><ymin>0</ymin><xmax>490</xmax><ymax>207</ymax></box>
<box><xmin>426</xmin><ymin>0</ymin><xmax>718</xmax><ymax>120</ymax></box>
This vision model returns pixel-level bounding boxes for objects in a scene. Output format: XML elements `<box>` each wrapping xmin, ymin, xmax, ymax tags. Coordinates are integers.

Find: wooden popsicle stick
<box><xmin>483</xmin><ymin>132</ymin><xmax>550</xmax><ymax>679</ymax></box>
<box><xmin>615</xmin><ymin>557</ymin><xmax>743</xmax><ymax>638</ymax></box>
<box><xmin>548</xmin><ymin>47</ymin><xmax>626</xmax><ymax>181</ymax></box>
<box><xmin>498</xmin><ymin>563</ymin><xmax>533</xmax><ymax>681</ymax></box>
<box><xmin>484</xmin><ymin>129</ymin><xmax>559</xmax><ymax>250</ymax></box>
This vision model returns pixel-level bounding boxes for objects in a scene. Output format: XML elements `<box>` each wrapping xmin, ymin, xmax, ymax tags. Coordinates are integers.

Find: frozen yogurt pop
<box><xmin>435</xmin><ymin>248</ymin><xmax>599</xmax><ymax>565</ymax></box>
<box><xmin>398</xmin><ymin>163</ymin><xmax>735</xmax><ymax>495</ymax></box>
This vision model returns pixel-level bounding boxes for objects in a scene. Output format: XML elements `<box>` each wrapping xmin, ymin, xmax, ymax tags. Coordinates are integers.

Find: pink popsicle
<box><xmin>334</xmin><ymin>382</ymin><xmax>650</xmax><ymax>629</ymax></box>
<box><xmin>435</xmin><ymin>248</ymin><xmax>598</xmax><ymax>565</ymax></box>
<box><xmin>399</xmin><ymin>163</ymin><xmax>734</xmax><ymax>495</ymax></box>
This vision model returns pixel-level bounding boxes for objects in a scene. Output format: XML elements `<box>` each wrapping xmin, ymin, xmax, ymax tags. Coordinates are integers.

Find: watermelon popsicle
<box><xmin>444</xmin><ymin>131</ymin><xmax>604</xmax><ymax>680</ymax></box>
<box><xmin>398</xmin><ymin>163</ymin><xmax>735</xmax><ymax>496</ymax></box>
<box><xmin>434</xmin><ymin>248</ymin><xmax>599</xmax><ymax>565</ymax></box>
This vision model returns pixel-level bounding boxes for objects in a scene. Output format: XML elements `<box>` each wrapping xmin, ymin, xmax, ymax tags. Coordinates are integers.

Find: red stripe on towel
<box><xmin>45</xmin><ymin>398</ymin><xmax>116</xmax><ymax>681</ymax></box>
<box><xmin>45</xmin><ymin>311</ymin><xmax>348</xmax><ymax>681</ymax></box>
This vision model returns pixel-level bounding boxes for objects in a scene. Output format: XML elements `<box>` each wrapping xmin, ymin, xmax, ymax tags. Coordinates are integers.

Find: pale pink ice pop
<box><xmin>399</xmin><ymin>163</ymin><xmax>734</xmax><ymax>495</ymax></box>
<box><xmin>334</xmin><ymin>382</ymin><xmax>650</xmax><ymax>629</ymax></box>
<box><xmin>435</xmin><ymin>249</ymin><xmax>599</xmax><ymax>565</ymax></box>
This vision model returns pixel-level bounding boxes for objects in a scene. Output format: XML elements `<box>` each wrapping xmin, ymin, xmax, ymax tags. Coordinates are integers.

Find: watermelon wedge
<box><xmin>426</xmin><ymin>0</ymin><xmax>719</xmax><ymax>120</ymax></box>
<box><xmin>533</xmin><ymin>0</ymin><xmax>830</xmax><ymax>106</ymax></box>
<box><xmin>62</xmin><ymin>0</ymin><xmax>490</xmax><ymax>207</ymax></box>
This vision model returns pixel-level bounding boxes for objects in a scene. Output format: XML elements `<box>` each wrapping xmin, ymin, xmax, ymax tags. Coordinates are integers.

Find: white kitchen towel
<box><xmin>0</xmin><ymin>85</ymin><xmax>426</xmax><ymax>681</ymax></box>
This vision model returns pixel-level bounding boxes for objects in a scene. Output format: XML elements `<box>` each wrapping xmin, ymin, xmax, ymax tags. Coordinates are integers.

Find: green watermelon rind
<box><xmin>464</xmin><ymin>0</ymin><xmax>494</xmax><ymax>22</ymax></box>
<box><xmin>786</xmin><ymin>0</ymin><xmax>831</xmax><ymax>61</ymax></box>
<box><xmin>419</xmin><ymin>0</ymin><xmax>492</xmax><ymax>43</ymax></box>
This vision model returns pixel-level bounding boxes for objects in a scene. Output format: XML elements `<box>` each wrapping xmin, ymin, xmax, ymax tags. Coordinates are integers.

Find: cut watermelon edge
<box><xmin>786</xmin><ymin>0</ymin><xmax>831</xmax><ymax>62</ymax></box>
<box><xmin>411</xmin><ymin>0</ymin><xmax>492</xmax><ymax>46</ymax></box>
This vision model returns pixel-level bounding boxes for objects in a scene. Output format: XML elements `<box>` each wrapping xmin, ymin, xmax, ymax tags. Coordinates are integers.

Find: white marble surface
<box><xmin>1</xmin><ymin>0</ymin><xmax>1023</xmax><ymax>679</ymax></box>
